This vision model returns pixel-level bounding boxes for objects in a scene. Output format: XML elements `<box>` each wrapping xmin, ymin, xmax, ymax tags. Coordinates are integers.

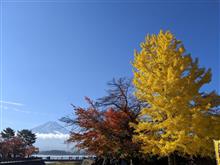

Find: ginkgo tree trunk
<box><xmin>132</xmin><ymin>30</ymin><xmax>220</xmax><ymax>165</ymax></box>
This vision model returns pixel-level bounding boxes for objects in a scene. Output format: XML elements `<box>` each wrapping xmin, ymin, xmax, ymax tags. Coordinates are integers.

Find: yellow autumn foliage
<box><xmin>132</xmin><ymin>30</ymin><xmax>220</xmax><ymax>157</ymax></box>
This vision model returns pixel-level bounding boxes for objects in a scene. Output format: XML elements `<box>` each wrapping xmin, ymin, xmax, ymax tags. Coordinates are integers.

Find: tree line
<box><xmin>0</xmin><ymin>127</ymin><xmax>38</xmax><ymax>160</ymax></box>
<box><xmin>63</xmin><ymin>30</ymin><xmax>220</xmax><ymax>165</ymax></box>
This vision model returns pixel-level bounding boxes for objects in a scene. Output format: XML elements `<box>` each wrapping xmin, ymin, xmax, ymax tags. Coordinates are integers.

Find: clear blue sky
<box><xmin>0</xmin><ymin>0</ymin><xmax>219</xmax><ymax>131</ymax></box>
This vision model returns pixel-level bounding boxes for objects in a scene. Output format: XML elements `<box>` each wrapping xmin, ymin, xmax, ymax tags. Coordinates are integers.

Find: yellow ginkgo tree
<box><xmin>132</xmin><ymin>30</ymin><xmax>220</xmax><ymax>165</ymax></box>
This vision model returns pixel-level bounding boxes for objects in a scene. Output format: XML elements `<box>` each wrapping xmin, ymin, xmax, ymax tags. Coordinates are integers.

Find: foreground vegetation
<box><xmin>62</xmin><ymin>31</ymin><xmax>220</xmax><ymax>165</ymax></box>
<box><xmin>0</xmin><ymin>128</ymin><xmax>38</xmax><ymax>160</ymax></box>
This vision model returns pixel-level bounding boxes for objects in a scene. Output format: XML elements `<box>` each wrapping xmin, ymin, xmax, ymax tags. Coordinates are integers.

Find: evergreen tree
<box><xmin>17</xmin><ymin>129</ymin><xmax>36</xmax><ymax>146</ymax></box>
<box><xmin>1</xmin><ymin>128</ymin><xmax>15</xmax><ymax>140</ymax></box>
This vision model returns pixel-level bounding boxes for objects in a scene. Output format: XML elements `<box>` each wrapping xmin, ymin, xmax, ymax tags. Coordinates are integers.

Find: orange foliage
<box><xmin>67</xmin><ymin>99</ymin><xmax>140</xmax><ymax>158</ymax></box>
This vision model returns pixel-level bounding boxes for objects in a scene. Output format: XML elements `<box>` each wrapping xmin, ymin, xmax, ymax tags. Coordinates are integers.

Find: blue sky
<box><xmin>0</xmin><ymin>0</ymin><xmax>219</xmax><ymax>131</ymax></box>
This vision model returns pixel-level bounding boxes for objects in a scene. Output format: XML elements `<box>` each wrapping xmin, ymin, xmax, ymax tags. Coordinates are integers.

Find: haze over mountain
<box><xmin>32</xmin><ymin>121</ymin><xmax>73</xmax><ymax>151</ymax></box>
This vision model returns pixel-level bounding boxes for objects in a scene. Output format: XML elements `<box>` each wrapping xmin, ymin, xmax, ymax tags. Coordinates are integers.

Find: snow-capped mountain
<box><xmin>32</xmin><ymin>121</ymin><xmax>73</xmax><ymax>151</ymax></box>
<box><xmin>32</xmin><ymin>121</ymin><xmax>69</xmax><ymax>134</ymax></box>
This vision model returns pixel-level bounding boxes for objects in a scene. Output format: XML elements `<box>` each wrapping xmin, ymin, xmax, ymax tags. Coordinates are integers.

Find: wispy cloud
<box><xmin>13</xmin><ymin>108</ymin><xmax>31</xmax><ymax>114</ymax></box>
<box><xmin>0</xmin><ymin>100</ymin><xmax>24</xmax><ymax>106</ymax></box>
<box><xmin>1</xmin><ymin>100</ymin><xmax>31</xmax><ymax>114</ymax></box>
<box><xmin>2</xmin><ymin>106</ymin><xmax>32</xmax><ymax>114</ymax></box>
<box><xmin>1</xmin><ymin>101</ymin><xmax>48</xmax><ymax>116</ymax></box>
<box><xmin>1</xmin><ymin>100</ymin><xmax>49</xmax><ymax>116</ymax></box>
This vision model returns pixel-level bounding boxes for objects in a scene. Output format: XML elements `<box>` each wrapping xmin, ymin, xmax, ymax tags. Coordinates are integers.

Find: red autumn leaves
<box><xmin>61</xmin><ymin>78</ymin><xmax>143</xmax><ymax>159</ymax></box>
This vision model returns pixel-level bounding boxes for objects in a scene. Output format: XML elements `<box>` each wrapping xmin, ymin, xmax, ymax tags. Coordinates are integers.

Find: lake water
<box><xmin>33</xmin><ymin>154</ymin><xmax>94</xmax><ymax>160</ymax></box>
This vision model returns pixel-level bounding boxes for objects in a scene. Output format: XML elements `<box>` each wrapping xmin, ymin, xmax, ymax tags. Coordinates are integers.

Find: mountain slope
<box><xmin>31</xmin><ymin>121</ymin><xmax>73</xmax><ymax>151</ymax></box>
<box><xmin>32</xmin><ymin>121</ymin><xmax>69</xmax><ymax>134</ymax></box>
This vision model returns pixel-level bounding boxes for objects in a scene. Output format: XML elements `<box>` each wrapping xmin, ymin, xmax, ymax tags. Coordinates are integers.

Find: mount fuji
<box><xmin>32</xmin><ymin>121</ymin><xmax>69</xmax><ymax>134</ymax></box>
<box><xmin>32</xmin><ymin>121</ymin><xmax>73</xmax><ymax>151</ymax></box>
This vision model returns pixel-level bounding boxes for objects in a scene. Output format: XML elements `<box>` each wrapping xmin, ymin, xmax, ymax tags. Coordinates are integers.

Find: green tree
<box><xmin>1</xmin><ymin>127</ymin><xmax>15</xmax><ymax>140</ymax></box>
<box><xmin>17</xmin><ymin>129</ymin><xmax>36</xmax><ymax>146</ymax></box>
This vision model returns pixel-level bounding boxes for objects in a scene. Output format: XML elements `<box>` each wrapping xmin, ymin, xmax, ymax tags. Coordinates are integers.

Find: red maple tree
<box><xmin>62</xmin><ymin>78</ymin><xmax>146</xmax><ymax>160</ymax></box>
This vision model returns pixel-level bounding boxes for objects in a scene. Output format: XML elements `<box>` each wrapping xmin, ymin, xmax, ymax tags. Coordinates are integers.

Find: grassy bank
<box><xmin>45</xmin><ymin>161</ymin><xmax>81</xmax><ymax>165</ymax></box>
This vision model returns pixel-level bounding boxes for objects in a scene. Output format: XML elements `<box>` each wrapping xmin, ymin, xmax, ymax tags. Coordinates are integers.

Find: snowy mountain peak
<box><xmin>31</xmin><ymin>121</ymin><xmax>72</xmax><ymax>151</ymax></box>
<box><xmin>31</xmin><ymin>121</ymin><xmax>69</xmax><ymax>134</ymax></box>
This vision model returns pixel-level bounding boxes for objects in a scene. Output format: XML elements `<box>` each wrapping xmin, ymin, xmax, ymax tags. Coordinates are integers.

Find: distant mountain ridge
<box><xmin>38</xmin><ymin>150</ymin><xmax>86</xmax><ymax>155</ymax></box>
<box><xmin>32</xmin><ymin>121</ymin><xmax>69</xmax><ymax>134</ymax></box>
<box><xmin>38</xmin><ymin>150</ymin><xmax>73</xmax><ymax>155</ymax></box>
